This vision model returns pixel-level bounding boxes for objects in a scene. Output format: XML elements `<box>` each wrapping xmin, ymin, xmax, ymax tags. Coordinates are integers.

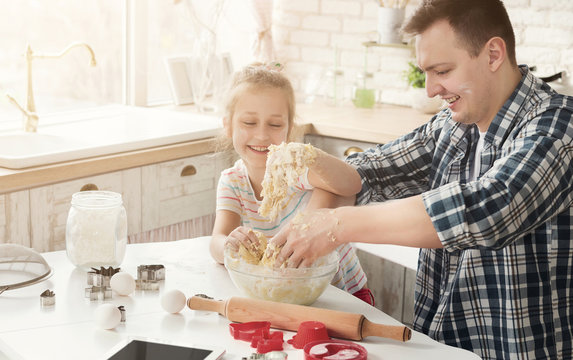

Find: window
<box><xmin>0</xmin><ymin>0</ymin><xmax>254</xmax><ymax>129</ymax></box>
<box><xmin>146</xmin><ymin>0</ymin><xmax>254</xmax><ymax>105</ymax></box>
<box><xmin>0</xmin><ymin>0</ymin><xmax>122</xmax><ymax>127</ymax></box>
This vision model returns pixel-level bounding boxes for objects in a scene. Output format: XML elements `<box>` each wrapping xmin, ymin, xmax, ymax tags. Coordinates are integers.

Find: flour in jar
<box><xmin>66</xmin><ymin>192</ymin><xmax>127</xmax><ymax>270</ymax></box>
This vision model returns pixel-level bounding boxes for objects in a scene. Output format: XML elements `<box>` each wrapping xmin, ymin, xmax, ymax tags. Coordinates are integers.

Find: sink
<box><xmin>0</xmin><ymin>105</ymin><xmax>222</xmax><ymax>169</ymax></box>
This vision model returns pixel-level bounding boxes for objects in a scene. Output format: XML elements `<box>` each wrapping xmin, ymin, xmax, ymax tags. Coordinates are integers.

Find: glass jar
<box><xmin>352</xmin><ymin>71</ymin><xmax>376</xmax><ymax>109</ymax></box>
<box><xmin>65</xmin><ymin>191</ymin><xmax>127</xmax><ymax>270</ymax></box>
<box><xmin>324</xmin><ymin>68</ymin><xmax>345</xmax><ymax>106</ymax></box>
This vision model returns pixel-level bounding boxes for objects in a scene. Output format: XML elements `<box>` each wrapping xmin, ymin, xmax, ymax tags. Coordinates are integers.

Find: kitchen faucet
<box><xmin>6</xmin><ymin>42</ymin><xmax>97</xmax><ymax>133</ymax></box>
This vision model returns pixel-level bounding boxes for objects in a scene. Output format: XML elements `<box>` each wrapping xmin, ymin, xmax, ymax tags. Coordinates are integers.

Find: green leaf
<box><xmin>403</xmin><ymin>61</ymin><xmax>425</xmax><ymax>89</ymax></box>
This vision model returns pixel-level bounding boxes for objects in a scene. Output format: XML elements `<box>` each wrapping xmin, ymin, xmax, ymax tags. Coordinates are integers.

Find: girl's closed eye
<box><xmin>267</xmin><ymin>115</ymin><xmax>287</xmax><ymax>129</ymax></box>
<box><xmin>239</xmin><ymin>117</ymin><xmax>258</xmax><ymax>126</ymax></box>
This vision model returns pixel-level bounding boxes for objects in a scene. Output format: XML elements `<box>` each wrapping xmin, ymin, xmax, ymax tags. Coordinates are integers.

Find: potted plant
<box><xmin>404</xmin><ymin>61</ymin><xmax>444</xmax><ymax>114</ymax></box>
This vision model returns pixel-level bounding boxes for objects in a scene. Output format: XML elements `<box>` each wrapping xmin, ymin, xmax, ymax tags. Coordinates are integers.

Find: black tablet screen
<box><xmin>108</xmin><ymin>340</ymin><xmax>213</xmax><ymax>360</ymax></box>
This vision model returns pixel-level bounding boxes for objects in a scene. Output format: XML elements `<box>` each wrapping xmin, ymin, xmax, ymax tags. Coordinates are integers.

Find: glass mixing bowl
<box><xmin>224</xmin><ymin>249</ymin><xmax>339</xmax><ymax>305</ymax></box>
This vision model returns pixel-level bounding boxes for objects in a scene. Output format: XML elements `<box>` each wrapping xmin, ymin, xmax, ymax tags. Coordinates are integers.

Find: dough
<box><xmin>237</xmin><ymin>231</ymin><xmax>280</xmax><ymax>267</ymax></box>
<box><xmin>259</xmin><ymin>142</ymin><xmax>317</xmax><ymax>221</ymax></box>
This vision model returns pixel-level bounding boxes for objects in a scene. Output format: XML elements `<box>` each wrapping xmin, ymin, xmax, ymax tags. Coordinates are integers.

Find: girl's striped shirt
<box><xmin>216</xmin><ymin>159</ymin><xmax>367</xmax><ymax>295</ymax></box>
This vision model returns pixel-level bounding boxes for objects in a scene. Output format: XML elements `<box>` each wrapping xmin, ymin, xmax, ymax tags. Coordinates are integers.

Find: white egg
<box><xmin>110</xmin><ymin>272</ymin><xmax>136</xmax><ymax>296</ymax></box>
<box><xmin>94</xmin><ymin>303</ymin><xmax>121</xmax><ymax>330</ymax></box>
<box><xmin>161</xmin><ymin>289</ymin><xmax>186</xmax><ymax>314</ymax></box>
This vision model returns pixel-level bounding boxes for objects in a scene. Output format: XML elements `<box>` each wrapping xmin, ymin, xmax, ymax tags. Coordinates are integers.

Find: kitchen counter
<box><xmin>296</xmin><ymin>102</ymin><xmax>431</xmax><ymax>144</ymax></box>
<box><xmin>0</xmin><ymin>103</ymin><xmax>430</xmax><ymax>194</ymax></box>
<box><xmin>0</xmin><ymin>237</ymin><xmax>479</xmax><ymax>360</ymax></box>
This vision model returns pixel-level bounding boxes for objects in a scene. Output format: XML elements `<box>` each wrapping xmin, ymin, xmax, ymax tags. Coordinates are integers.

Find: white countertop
<box><xmin>354</xmin><ymin>243</ymin><xmax>420</xmax><ymax>271</ymax></box>
<box><xmin>0</xmin><ymin>237</ymin><xmax>479</xmax><ymax>360</ymax></box>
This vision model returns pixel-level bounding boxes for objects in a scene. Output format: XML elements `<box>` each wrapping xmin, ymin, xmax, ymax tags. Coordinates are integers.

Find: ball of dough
<box><xmin>110</xmin><ymin>272</ymin><xmax>136</xmax><ymax>296</ymax></box>
<box><xmin>94</xmin><ymin>303</ymin><xmax>121</xmax><ymax>330</ymax></box>
<box><xmin>161</xmin><ymin>289</ymin><xmax>186</xmax><ymax>314</ymax></box>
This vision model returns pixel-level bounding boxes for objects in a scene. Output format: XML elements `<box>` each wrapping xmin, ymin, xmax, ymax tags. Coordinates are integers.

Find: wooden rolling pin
<box><xmin>187</xmin><ymin>295</ymin><xmax>411</xmax><ymax>342</ymax></box>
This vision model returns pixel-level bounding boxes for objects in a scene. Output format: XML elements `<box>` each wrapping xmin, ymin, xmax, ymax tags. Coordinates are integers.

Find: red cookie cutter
<box><xmin>303</xmin><ymin>340</ymin><xmax>368</xmax><ymax>360</ymax></box>
<box><xmin>229</xmin><ymin>321</ymin><xmax>271</xmax><ymax>341</ymax></box>
<box><xmin>288</xmin><ymin>321</ymin><xmax>330</xmax><ymax>349</ymax></box>
<box><xmin>229</xmin><ymin>321</ymin><xmax>284</xmax><ymax>353</ymax></box>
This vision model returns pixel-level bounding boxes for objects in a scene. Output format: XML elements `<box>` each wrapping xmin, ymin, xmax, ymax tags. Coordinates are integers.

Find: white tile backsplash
<box><xmin>272</xmin><ymin>0</ymin><xmax>573</xmax><ymax>104</ymax></box>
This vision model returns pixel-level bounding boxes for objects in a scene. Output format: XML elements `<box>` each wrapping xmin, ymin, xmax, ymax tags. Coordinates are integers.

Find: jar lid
<box><xmin>71</xmin><ymin>191</ymin><xmax>123</xmax><ymax>208</ymax></box>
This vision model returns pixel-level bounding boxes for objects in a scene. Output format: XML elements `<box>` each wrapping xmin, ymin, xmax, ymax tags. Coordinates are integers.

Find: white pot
<box><xmin>409</xmin><ymin>88</ymin><xmax>444</xmax><ymax>114</ymax></box>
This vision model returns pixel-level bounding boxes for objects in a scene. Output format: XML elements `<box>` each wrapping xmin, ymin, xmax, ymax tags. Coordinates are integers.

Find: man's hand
<box><xmin>268</xmin><ymin>209</ymin><xmax>343</xmax><ymax>268</ymax></box>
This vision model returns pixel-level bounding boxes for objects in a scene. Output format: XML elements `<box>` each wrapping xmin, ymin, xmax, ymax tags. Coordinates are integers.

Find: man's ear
<box><xmin>487</xmin><ymin>37</ymin><xmax>506</xmax><ymax>72</ymax></box>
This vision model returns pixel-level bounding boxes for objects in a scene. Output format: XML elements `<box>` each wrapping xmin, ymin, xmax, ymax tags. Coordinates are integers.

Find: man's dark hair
<box><xmin>402</xmin><ymin>0</ymin><xmax>517</xmax><ymax>66</ymax></box>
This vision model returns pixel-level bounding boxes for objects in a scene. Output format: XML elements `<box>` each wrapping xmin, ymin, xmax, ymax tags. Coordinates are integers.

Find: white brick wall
<box><xmin>272</xmin><ymin>0</ymin><xmax>573</xmax><ymax>105</ymax></box>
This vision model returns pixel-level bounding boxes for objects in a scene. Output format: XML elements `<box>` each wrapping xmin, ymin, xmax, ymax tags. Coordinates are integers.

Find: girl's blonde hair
<box><xmin>223</xmin><ymin>62</ymin><xmax>296</xmax><ymax>141</ymax></box>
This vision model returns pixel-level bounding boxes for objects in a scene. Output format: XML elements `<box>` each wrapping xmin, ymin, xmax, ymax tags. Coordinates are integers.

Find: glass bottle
<box><xmin>324</xmin><ymin>68</ymin><xmax>345</xmax><ymax>106</ymax></box>
<box><xmin>352</xmin><ymin>71</ymin><xmax>376</xmax><ymax>109</ymax></box>
<box><xmin>65</xmin><ymin>191</ymin><xmax>127</xmax><ymax>271</ymax></box>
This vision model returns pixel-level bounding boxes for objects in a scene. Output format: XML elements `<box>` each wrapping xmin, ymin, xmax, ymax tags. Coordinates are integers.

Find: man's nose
<box><xmin>425</xmin><ymin>74</ymin><xmax>443</xmax><ymax>98</ymax></box>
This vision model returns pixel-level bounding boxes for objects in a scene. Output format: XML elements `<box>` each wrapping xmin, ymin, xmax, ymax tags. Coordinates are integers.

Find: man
<box><xmin>269</xmin><ymin>0</ymin><xmax>573</xmax><ymax>358</ymax></box>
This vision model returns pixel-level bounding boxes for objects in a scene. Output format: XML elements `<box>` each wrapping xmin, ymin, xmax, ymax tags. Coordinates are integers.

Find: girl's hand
<box><xmin>267</xmin><ymin>209</ymin><xmax>342</xmax><ymax>268</ymax></box>
<box><xmin>224</xmin><ymin>226</ymin><xmax>261</xmax><ymax>254</ymax></box>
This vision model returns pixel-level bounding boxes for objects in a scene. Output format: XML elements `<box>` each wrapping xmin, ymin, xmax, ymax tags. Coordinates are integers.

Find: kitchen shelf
<box><xmin>362</xmin><ymin>40</ymin><xmax>413</xmax><ymax>50</ymax></box>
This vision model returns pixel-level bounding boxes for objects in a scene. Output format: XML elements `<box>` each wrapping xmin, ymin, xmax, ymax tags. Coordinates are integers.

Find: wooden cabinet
<box><xmin>141</xmin><ymin>152</ymin><xmax>230</xmax><ymax>232</ymax></box>
<box><xmin>29</xmin><ymin>168</ymin><xmax>141</xmax><ymax>252</ymax></box>
<box><xmin>357</xmin><ymin>249</ymin><xmax>416</xmax><ymax>327</ymax></box>
<box><xmin>0</xmin><ymin>191</ymin><xmax>31</xmax><ymax>247</ymax></box>
<box><xmin>0</xmin><ymin>151</ymin><xmax>233</xmax><ymax>253</ymax></box>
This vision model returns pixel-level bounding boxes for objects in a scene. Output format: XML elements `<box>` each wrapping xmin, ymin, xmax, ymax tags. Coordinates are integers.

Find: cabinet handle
<box><xmin>180</xmin><ymin>165</ymin><xmax>197</xmax><ymax>177</ymax></box>
<box><xmin>344</xmin><ymin>146</ymin><xmax>364</xmax><ymax>157</ymax></box>
<box><xmin>80</xmin><ymin>183</ymin><xmax>99</xmax><ymax>191</ymax></box>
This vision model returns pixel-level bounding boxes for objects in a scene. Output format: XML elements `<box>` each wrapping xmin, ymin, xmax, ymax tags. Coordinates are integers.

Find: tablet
<box><xmin>102</xmin><ymin>336</ymin><xmax>225</xmax><ymax>360</ymax></box>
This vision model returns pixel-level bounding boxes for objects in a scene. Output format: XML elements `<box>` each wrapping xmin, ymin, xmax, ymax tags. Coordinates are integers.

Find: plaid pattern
<box><xmin>346</xmin><ymin>66</ymin><xmax>573</xmax><ymax>359</ymax></box>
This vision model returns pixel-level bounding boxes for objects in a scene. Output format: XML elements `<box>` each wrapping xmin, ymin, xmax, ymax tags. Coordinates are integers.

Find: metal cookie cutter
<box><xmin>118</xmin><ymin>305</ymin><xmax>126</xmax><ymax>322</ymax></box>
<box><xmin>137</xmin><ymin>265</ymin><xmax>165</xmax><ymax>281</ymax></box>
<box><xmin>85</xmin><ymin>286</ymin><xmax>112</xmax><ymax>301</ymax></box>
<box><xmin>135</xmin><ymin>264</ymin><xmax>165</xmax><ymax>291</ymax></box>
<box><xmin>87</xmin><ymin>266</ymin><xmax>120</xmax><ymax>287</ymax></box>
<box><xmin>40</xmin><ymin>289</ymin><xmax>55</xmax><ymax>307</ymax></box>
<box><xmin>242</xmin><ymin>352</ymin><xmax>287</xmax><ymax>360</ymax></box>
<box><xmin>135</xmin><ymin>279</ymin><xmax>160</xmax><ymax>291</ymax></box>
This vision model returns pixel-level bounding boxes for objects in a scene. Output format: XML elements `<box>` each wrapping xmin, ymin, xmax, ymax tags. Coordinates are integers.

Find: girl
<box><xmin>210</xmin><ymin>62</ymin><xmax>374</xmax><ymax>305</ymax></box>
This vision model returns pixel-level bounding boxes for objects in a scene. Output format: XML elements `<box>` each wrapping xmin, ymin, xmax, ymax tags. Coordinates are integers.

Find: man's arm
<box><xmin>271</xmin><ymin>194</ymin><xmax>441</xmax><ymax>267</ymax></box>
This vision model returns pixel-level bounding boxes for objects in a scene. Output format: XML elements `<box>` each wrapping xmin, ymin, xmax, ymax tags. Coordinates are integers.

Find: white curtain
<box><xmin>250</xmin><ymin>0</ymin><xmax>275</xmax><ymax>62</ymax></box>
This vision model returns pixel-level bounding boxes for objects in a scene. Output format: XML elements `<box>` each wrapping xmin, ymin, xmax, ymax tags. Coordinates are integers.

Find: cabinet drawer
<box><xmin>141</xmin><ymin>152</ymin><xmax>230</xmax><ymax>231</ymax></box>
<box><xmin>29</xmin><ymin>168</ymin><xmax>141</xmax><ymax>252</ymax></box>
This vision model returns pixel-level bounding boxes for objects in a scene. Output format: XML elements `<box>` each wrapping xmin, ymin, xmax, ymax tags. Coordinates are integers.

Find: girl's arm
<box><xmin>210</xmin><ymin>210</ymin><xmax>241</xmax><ymax>264</ymax></box>
<box><xmin>305</xmin><ymin>187</ymin><xmax>356</xmax><ymax>211</ymax></box>
<box><xmin>307</xmin><ymin>149</ymin><xmax>362</xmax><ymax>196</ymax></box>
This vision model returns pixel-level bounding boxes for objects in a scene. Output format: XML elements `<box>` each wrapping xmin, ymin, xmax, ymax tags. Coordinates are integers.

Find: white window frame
<box><xmin>124</xmin><ymin>0</ymin><xmax>148</xmax><ymax>106</ymax></box>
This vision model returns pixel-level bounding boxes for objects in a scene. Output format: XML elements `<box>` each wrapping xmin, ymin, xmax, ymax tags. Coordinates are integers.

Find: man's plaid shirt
<box><xmin>346</xmin><ymin>66</ymin><xmax>573</xmax><ymax>359</ymax></box>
